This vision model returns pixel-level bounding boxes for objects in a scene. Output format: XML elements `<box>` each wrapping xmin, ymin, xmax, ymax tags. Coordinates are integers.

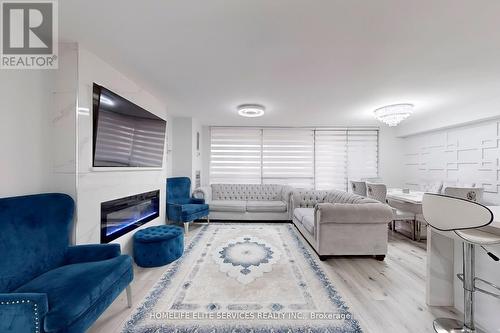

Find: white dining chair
<box><xmin>441</xmin><ymin>181</ymin><xmax>476</xmax><ymax>193</ymax></box>
<box><xmin>419</xmin><ymin>181</ymin><xmax>443</xmax><ymax>194</ymax></box>
<box><xmin>366</xmin><ymin>183</ymin><xmax>417</xmax><ymax>239</ymax></box>
<box><xmin>366</xmin><ymin>183</ymin><xmax>387</xmax><ymax>203</ymax></box>
<box><xmin>350</xmin><ymin>180</ymin><xmax>367</xmax><ymax>196</ymax></box>
<box><xmin>444</xmin><ymin>187</ymin><xmax>484</xmax><ymax>203</ymax></box>
<box><xmin>423</xmin><ymin>193</ymin><xmax>500</xmax><ymax>333</ymax></box>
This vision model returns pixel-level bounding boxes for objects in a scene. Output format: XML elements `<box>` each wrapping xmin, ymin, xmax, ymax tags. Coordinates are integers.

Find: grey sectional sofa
<box><xmin>193</xmin><ymin>184</ymin><xmax>293</xmax><ymax>221</ymax></box>
<box><xmin>291</xmin><ymin>190</ymin><xmax>393</xmax><ymax>260</ymax></box>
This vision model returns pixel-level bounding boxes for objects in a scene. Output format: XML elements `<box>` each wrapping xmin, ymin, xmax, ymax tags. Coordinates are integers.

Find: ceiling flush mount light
<box><xmin>374</xmin><ymin>103</ymin><xmax>414</xmax><ymax>127</ymax></box>
<box><xmin>237</xmin><ymin>104</ymin><xmax>265</xmax><ymax>118</ymax></box>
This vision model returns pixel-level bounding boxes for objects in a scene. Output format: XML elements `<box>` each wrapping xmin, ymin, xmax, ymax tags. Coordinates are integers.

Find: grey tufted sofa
<box><xmin>193</xmin><ymin>184</ymin><xmax>293</xmax><ymax>221</ymax></box>
<box><xmin>291</xmin><ymin>189</ymin><xmax>393</xmax><ymax>260</ymax></box>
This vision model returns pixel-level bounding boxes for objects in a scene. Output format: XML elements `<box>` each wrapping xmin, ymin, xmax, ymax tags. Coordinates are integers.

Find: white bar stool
<box><xmin>423</xmin><ymin>193</ymin><xmax>500</xmax><ymax>333</ymax></box>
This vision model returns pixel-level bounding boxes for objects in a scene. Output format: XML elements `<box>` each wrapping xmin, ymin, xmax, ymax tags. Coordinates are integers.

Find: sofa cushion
<box><xmin>246</xmin><ymin>200</ymin><xmax>287</xmax><ymax>212</ymax></box>
<box><xmin>301</xmin><ymin>215</ymin><xmax>315</xmax><ymax>235</ymax></box>
<box><xmin>293</xmin><ymin>207</ymin><xmax>314</xmax><ymax>222</ymax></box>
<box><xmin>15</xmin><ymin>255</ymin><xmax>132</xmax><ymax>332</ymax></box>
<box><xmin>210</xmin><ymin>200</ymin><xmax>246</xmax><ymax>212</ymax></box>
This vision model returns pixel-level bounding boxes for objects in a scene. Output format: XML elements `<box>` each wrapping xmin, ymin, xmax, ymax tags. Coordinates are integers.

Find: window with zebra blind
<box><xmin>209</xmin><ymin>127</ymin><xmax>262</xmax><ymax>184</ymax></box>
<box><xmin>209</xmin><ymin>127</ymin><xmax>378</xmax><ymax>190</ymax></box>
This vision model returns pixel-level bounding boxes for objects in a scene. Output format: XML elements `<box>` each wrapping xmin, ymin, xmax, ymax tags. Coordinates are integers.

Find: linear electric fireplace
<box><xmin>101</xmin><ymin>190</ymin><xmax>160</xmax><ymax>243</ymax></box>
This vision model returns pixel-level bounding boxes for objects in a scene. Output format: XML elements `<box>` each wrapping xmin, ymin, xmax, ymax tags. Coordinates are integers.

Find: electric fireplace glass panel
<box><xmin>101</xmin><ymin>190</ymin><xmax>159</xmax><ymax>243</ymax></box>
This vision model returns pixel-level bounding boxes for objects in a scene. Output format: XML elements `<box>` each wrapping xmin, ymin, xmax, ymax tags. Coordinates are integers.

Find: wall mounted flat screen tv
<box><xmin>92</xmin><ymin>84</ymin><xmax>166</xmax><ymax>167</ymax></box>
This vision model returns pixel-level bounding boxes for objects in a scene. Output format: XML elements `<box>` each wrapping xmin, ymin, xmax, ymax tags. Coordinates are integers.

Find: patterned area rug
<box><xmin>123</xmin><ymin>223</ymin><xmax>362</xmax><ymax>333</ymax></box>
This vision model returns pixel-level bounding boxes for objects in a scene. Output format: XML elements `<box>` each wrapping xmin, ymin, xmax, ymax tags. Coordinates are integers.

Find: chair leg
<box><xmin>207</xmin><ymin>216</ymin><xmax>210</xmax><ymax>224</ymax></box>
<box><xmin>416</xmin><ymin>220</ymin><xmax>421</xmax><ymax>242</ymax></box>
<box><xmin>432</xmin><ymin>242</ymin><xmax>482</xmax><ymax>333</ymax></box>
<box><xmin>184</xmin><ymin>222</ymin><xmax>189</xmax><ymax>234</ymax></box>
<box><xmin>126</xmin><ymin>285</ymin><xmax>132</xmax><ymax>309</ymax></box>
<box><xmin>411</xmin><ymin>219</ymin><xmax>417</xmax><ymax>241</ymax></box>
<box><xmin>463</xmin><ymin>242</ymin><xmax>476</xmax><ymax>331</ymax></box>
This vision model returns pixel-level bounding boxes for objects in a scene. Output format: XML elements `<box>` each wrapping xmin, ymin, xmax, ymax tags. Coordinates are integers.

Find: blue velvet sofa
<box><xmin>166</xmin><ymin>177</ymin><xmax>209</xmax><ymax>233</ymax></box>
<box><xmin>0</xmin><ymin>193</ymin><xmax>134</xmax><ymax>333</ymax></box>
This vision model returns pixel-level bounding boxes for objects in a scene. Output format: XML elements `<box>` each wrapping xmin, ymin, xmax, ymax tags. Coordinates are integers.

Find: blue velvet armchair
<box><xmin>166</xmin><ymin>177</ymin><xmax>209</xmax><ymax>233</ymax></box>
<box><xmin>0</xmin><ymin>193</ymin><xmax>134</xmax><ymax>333</ymax></box>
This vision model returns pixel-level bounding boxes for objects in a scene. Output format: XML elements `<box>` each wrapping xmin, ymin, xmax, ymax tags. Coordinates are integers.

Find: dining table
<box><xmin>385</xmin><ymin>188</ymin><xmax>426</xmax><ymax>240</ymax></box>
<box><xmin>386</xmin><ymin>188</ymin><xmax>425</xmax><ymax>205</ymax></box>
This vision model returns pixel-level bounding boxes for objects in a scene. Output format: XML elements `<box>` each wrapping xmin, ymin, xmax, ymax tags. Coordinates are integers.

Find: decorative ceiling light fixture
<box><xmin>237</xmin><ymin>104</ymin><xmax>265</xmax><ymax>118</ymax></box>
<box><xmin>374</xmin><ymin>103</ymin><xmax>414</xmax><ymax>126</ymax></box>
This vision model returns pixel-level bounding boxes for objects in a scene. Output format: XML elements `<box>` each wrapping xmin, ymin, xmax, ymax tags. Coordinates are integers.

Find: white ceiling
<box><xmin>60</xmin><ymin>0</ymin><xmax>500</xmax><ymax>127</ymax></box>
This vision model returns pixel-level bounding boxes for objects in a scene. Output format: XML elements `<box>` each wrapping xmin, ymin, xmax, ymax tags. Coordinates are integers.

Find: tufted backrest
<box><xmin>211</xmin><ymin>184</ymin><xmax>282</xmax><ymax>201</ymax></box>
<box><xmin>292</xmin><ymin>189</ymin><xmax>376</xmax><ymax>208</ymax></box>
<box><xmin>167</xmin><ymin>177</ymin><xmax>191</xmax><ymax>203</ymax></box>
<box><xmin>444</xmin><ymin>187</ymin><xmax>484</xmax><ymax>203</ymax></box>
<box><xmin>366</xmin><ymin>183</ymin><xmax>387</xmax><ymax>203</ymax></box>
<box><xmin>350</xmin><ymin>181</ymin><xmax>367</xmax><ymax>196</ymax></box>
<box><xmin>0</xmin><ymin>193</ymin><xmax>74</xmax><ymax>292</ymax></box>
<box><xmin>292</xmin><ymin>190</ymin><xmax>330</xmax><ymax>208</ymax></box>
<box><xmin>325</xmin><ymin>190</ymin><xmax>377</xmax><ymax>204</ymax></box>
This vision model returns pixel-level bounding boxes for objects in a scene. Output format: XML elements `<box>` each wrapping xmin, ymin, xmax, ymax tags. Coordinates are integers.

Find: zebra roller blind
<box><xmin>209</xmin><ymin>127</ymin><xmax>262</xmax><ymax>184</ymax></box>
<box><xmin>210</xmin><ymin>127</ymin><xmax>378</xmax><ymax>190</ymax></box>
<box><xmin>262</xmin><ymin>128</ymin><xmax>315</xmax><ymax>188</ymax></box>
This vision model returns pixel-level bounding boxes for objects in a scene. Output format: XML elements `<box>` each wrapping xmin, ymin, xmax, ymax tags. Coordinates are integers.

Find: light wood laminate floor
<box><xmin>89</xmin><ymin>224</ymin><xmax>459</xmax><ymax>333</ymax></box>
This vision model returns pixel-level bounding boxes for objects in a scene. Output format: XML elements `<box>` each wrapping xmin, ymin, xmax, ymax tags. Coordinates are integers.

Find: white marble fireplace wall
<box><xmin>75</xmin><ymin>47</ymin><xmax>169</xmax><ymax>253</ymax></box>
<box><xmin>402</xmin><ymin>118</ymin><xmax>500</xmax><ymax>205</ymax></box>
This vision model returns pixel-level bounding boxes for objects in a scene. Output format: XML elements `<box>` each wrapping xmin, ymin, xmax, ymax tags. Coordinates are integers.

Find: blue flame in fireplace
<box><xmin>106</xmin><ymin>211</ymin><xmax>158</xmax><ymax>236</ymax></box>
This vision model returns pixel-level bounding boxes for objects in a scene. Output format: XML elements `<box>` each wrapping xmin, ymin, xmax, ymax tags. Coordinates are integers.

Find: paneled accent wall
<box><xmin>403</xmin><ymin>118</ymin><xmax>500</xmax><ymax>204</ymax></box>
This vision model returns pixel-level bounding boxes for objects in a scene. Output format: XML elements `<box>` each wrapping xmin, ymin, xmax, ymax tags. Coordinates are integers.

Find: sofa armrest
<box><xmin>65</xmin><ymin>244</ymin><xmax>121</xmax><ymax>265</ymax></box>
<box><xmin>192</xmin><ymin>186</ymin><xmax>211</xmax><ymax>202</ymax></box>
<box><xmin>166</xmin><ymin>202</ymin><xmax>183</xmax><ymax>221</ymax></box>
<box><xmin>0</xmin><ymin>293</ymin><xmax>48</xmax><ymax>333</ymax></box>
<box><xmin>316</xmin><ymin>203</ymin><xmax>393</xmax><ymax>224</ymax></box>
<box><xmin>189</xmin><ymin>198</ymin><xmax>205</xmax><ymax>205</ymax></box>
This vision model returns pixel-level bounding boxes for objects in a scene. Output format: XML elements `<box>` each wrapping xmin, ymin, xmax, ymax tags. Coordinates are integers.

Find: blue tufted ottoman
<box><xmin>133</xmin><ymin>225</ymin><xmax>184</xmax><ymax>267</ymax></box>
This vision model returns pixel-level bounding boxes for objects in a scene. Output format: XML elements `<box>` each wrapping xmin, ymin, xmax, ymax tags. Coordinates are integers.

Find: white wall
<box><xmin>171</xmin><ymin>117</ymin><xmax>193</xmax><ymax>178</ymax></box>
<box><xmin>401</xmin><ymin>118</ymin><xmax>500</xmax><ymax>205</ymax></box>
<box><xmin>401</xmin><ymin>118</ymin><xmax>500</xmax><ymax>332</ymax></box>
<box><xmin>0</xmin><ymin>70</ymin><xmax>55</xmax><ymax>197</ymax></box>
<box><xmin>378</xmin><ymin>126</ymin><xmax>405</xmax><ymax>188</ymax></box>
<box><xmin>171</xmin><ymin>116</ymin><xmax>203</xmax><ymax>187</ymax></box>
<box><xmin>192</xmin><ymin>118</ymin><xmax>203</xmax><ymax>186</ymax></box>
